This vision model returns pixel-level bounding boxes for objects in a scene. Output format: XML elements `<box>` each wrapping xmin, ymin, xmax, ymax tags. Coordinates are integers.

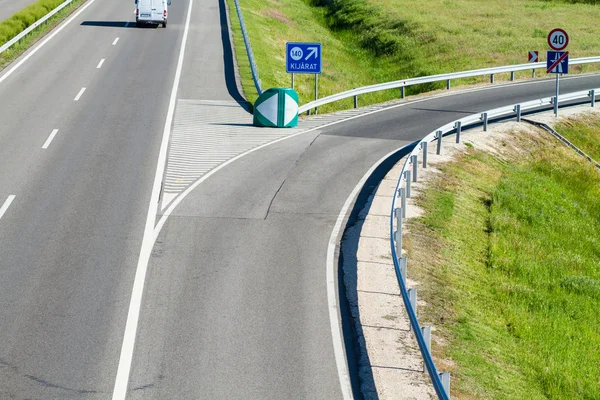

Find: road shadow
<box><xmin>218</xmin><ymin>0</ymin><xmax>251</xmax><ymax>112</ymax></box>
<box><xmin>338</xmin><ymin>141</ymin><xmax>417</xmax><ymax>399</ymax></box>
<box><xmin>208</xmin><ymin>122</ymin><xmax>255</xmax><ymax>127</ymax></box>
<box><xmin>80</xmin><ymin>21</ymin><xmax>139</xmax><ymax>28</ymax></box>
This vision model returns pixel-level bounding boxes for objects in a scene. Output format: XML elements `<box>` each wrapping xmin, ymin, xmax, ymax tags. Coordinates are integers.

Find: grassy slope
<box><xmin>0</xmin><ymin>0</ymin><xmax>86</xmax><ymax>69</ymax></box>
<box><xmin>227</xmin><ymin>0</ymin><xmax>600</xmax><ymax>111</ymax></box>
<box><xmin>226</xmin><ymin>0</ymin><xmax>409</xmax><ymax>112</ymax></box>
<box><xmin>0</xmin><ymin>0</ymin><xmax>68</xmax><ymax>43</ymax></box>
<box><xmin>555</xmin><ymin>113</ymin><xmax>600</xmax><ymax>160</ymax></box>
<box><xmin>406</xmin><ymin>118</ymin><xmax>600</xmax><ymax>399</ymax></box>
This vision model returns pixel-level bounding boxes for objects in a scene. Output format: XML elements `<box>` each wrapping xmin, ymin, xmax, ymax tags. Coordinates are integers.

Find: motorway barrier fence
<box><xmin>0</xmin><ymin>0</ymin><xmax>75</xmax><ymax>56</ymax></box>
<box><xmin>232</xmin><ymin>0</ymin><xmax>262</xmax><ymax>96</ymax></box>
<box><xmin>390</xmin><ymin>87</ymin><xmax>600</xmax><ymax>399</ymax></box>
<box><xmin>298</xmin><ymin>57</ymin><xmax>600</xmax><ymax>114</ymax></box>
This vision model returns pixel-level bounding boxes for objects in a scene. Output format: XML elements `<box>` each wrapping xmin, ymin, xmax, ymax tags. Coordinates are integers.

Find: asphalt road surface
<box><xmin>0</xmin><ymin>0</ymin><xmax>599</xmax><ymax>397</ymax></box>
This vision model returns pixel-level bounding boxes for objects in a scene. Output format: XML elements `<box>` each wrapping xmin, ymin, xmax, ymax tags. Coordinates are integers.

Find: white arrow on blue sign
<box><xmin>286</xmin><ymin>42</ymin><xmax>322</xmax><ymax>74</ymax></box>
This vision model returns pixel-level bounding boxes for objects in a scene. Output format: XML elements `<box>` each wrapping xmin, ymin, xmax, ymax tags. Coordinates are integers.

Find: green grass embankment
<box><xmin>1</xmin><ymin>0</ymin><xmax>68</xmax><ymax>44</ymax></box>
<box><xmin>555</xmin><ymin>114</ymin><xmax>600</xmax><ymax>161</ymax></box>
<box><xmin>0</xmin><ymin>0</ymin><xmax>85</xmax><ymax>70</ymax></box>
<box><xmin>405</xmin><ymin>115</ymin><xmax>600</xmax><ymax>399</ymax></box>
<box><xmin>227</xmin><ymin>0</ymin><xmax>600</xmax><ymax>111</ymax></box>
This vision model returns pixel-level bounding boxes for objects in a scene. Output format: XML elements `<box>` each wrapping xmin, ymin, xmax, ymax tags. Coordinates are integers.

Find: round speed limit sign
<box><xmin>548</xmin><ymin>28</ymin><xmax>569</xmax><ymax>51</ymax></box>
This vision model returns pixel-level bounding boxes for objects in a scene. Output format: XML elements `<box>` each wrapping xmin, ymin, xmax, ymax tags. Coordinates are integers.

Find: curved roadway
<box><xmin>0</xmin><ymin>0</ymin><xmax>599</xmax><ymax>398</ymax></box>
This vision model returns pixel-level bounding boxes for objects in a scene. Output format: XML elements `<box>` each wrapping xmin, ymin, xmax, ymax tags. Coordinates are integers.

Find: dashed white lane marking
<box><xmin>96</xmin><ymin>59</ymin><xmax>105</xmax><ymax>69</ymax></box>
<box><xmin>0</xmin><ymin>195</ymin><xmax>15</xmax><ymax>220</ymax></box>
<box><xmin>74</xmin><ymin>87</ymin><xmax>86</xmax><ymax>101</ymax></box>
<box><xmin>112</xmin><ymin>37</ymin><xmax>119</xmax><ymax>45</ymax></box>
<box><xmin>42</xmin><ymin>129</ymin><xmax>59</xmax><ymax>149</ymax></box>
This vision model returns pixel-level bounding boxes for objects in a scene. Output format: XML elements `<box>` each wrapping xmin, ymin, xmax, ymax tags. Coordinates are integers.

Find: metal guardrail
<box><xmin>389</xmin><ymin>87</ymin><xmax>599</xmax><ymax>399</ymax></box>
<box><xmin>298</xmin><ymin>57</ymin><xmax>600</xmax><ymax>114</ymax></box>
<box><xmin>0</xmin><ymin>0</ymin><xmax>75</xmax><ymax>55</ymax></box>
<box><xmin>232</xmin><ymin>0</ymin><xmax>262</xmax><ymax>96</ymax></box>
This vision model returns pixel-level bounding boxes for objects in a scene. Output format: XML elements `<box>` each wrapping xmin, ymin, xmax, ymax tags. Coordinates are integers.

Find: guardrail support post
<box><xmin>395</xmin><ymin>208</ymin><xmax>402</xmax><ymax>257</ymax></box>
<box><xmin>490</xmin><ymin>73</ymin><xmax>494</xmax><ymax>83</ymax></box>
<box><xmin>436</xmin><ymin>130</ymin><xmax>443</xmax><ymax>155</ymax></box>
<box><xmin>510</xmin><ymin>71</ymin><xmax>515</xmax><ymax>81</ymax></box>
<box><xmin>404</xmin><ymin>171</ymin><xmax>412</xmax><ymax>198</ymax></box>
<box><xmin>399</xmin><ymin>187</ymin><xmax>406</xmax><ymax>218</ymax></box>
<box><xmin>422</xmin><ymin>326</ymin><xmax>431</xmax><ymax>352</ymax></box>
<box><xmin>421</xmin><ymin>326</ymin><xmax>432</xmax><ymax>371</ymax></box>
<box><xmin>399</xmin><ymin>257</ymin><xmax>407</xmax><ymax>282</ymax></box>
<box><xmin>446</xmin><ymin>80</ymin><xmax>450</xmax><ymax>90</ymax></box>
<box><xmin>401</xmin><ymin>87</ymin><xmax>405</xmax><ymax>99</ymax></box>
<box><xmin>532</xmin><ymin>68</ymin><xmax>535</xmax><ymax>78</ymax></box>
<box><xmin>514</xmin><ymin>104</ymin><xmax>521</xmax><ymax>122</ymax></box>
<box><xmin>590</xmin><ymin>90</ymin><xmax>595</xmax><ymax>107</ymax></box>
<box><xmin>408</xmin><ymin>287</ymin><xmax>417</xmax><ymax>332</ymax></box>
<box><xmin>455</xmin><ymin>121</ymin><xmax>462</xmax><ymax>144</ymax></box>
<box><xmin>411</xmin><ymin>155</ymin><xmax>418</xmax><ymax>182</ymax></box>
<box><xmin>481</xmin><ymin>112</ymin><xmax>488</xmax><ymax>132</ymax></box>
<box><xmin>354</xmin><ymin>95</ymin><xmax>358</xmax><ymax>109</ymax></box>
<box><xmin>439</xmin><ymin>372</ymin><xmax>451</xmax><ymax>398</ymax></box>
<box><xmin>408</xmin><ymin>288</ymin><xmax>417</xmax><ymax>317</ymax></box>
<box><xmin>422</xmin><ymin>142</ymin><xmax>428</xmax><ymax>168</ymax></box>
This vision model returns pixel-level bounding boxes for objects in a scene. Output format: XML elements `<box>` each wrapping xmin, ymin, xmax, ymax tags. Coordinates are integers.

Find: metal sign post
<box><xmin>546</xmin><ymin>51</ymin><xmax>568</xmax><ymax>117</ymax></box>
<box><xmin>286</xmin><ymin>42</ymin><xmax>322</xmax><ymax>115</ymax></box>
<box><xmin>547</xmin><ymin>29</ymin><xmax>569</xmax><ymax>117</ymax></box>
<box><xmin>528</xmin><ymin>51</ymin><xmax>538</xmax><ymax>78</ymax></box>
<box><xmin>555</xmin><ymin>73</ymin><xmax>559</xmax><ymax>117</ymax></box>
<box><xmin>315</xmin><ymin>74</ymin><xmax>318</xmax><ymax>114</ymax></box>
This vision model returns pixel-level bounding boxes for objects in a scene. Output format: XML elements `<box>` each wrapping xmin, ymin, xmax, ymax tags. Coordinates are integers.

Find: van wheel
<box><xmin>162</xmin><ymin>20</ymin><xmax>167</xmax><ymax>28</ymax></box>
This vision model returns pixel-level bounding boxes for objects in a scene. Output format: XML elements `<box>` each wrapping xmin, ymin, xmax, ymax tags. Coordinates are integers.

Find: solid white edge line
<box><xmin>0</xmin><ymin>195</ymin><xmax>15</xmax><ymax>220</ymax></box>
<box><xmin>42</xmin><ymin>129</ymin><xmax>59</xmax><ymax>149</ymax></box>
<box><xmin>74</xmin><ymin>87</ymin><xmax>86</xmax><ymax>101</ymax></box>
<box><xmin>0</xmin><ymin>195</ymin><xmax>16</xmax><ymax>220</ymax></box>
<box><xmin>113</xmin><ymin>59</ymin><xmax>600</xmax><ymax>398</ymax></box>
<box><xmin>112</xmin><ymin>37</ymin><xmax>119</xmax><ymax>45</ymax></box>
<box><xmin>325</xmin><ymin>147</ymin><xmax>404</xmax><ymax>399</ymax></box>
<box><xmin>96</xmin><ymin>59</ymin><xmax>105</xmax><ymax>69</ymax></box>
<box><xmin>0</xmin><ymin>0</ymin><xmax>98</xmax><ymax>85</ymax></box>
<box><xmin>153</xmin><ymin>128</ymin><xmax>398</xmax><ymax>399</ymax></box>
<box><xmin>110</xmin><ymin>0</ymin><xmax>194</xmax><ymax>398</ymax></box>
<box><xmin>150</xmin><ymin>86</ymin><xmax>511</xmax><ymax>395</ymax></box>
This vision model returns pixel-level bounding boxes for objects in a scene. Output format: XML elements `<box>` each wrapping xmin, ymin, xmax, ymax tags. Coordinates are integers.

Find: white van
<box><xmin>135</xmin><ymin>0</ymin><xmax>170</xmax><ymax>28</ymax></box>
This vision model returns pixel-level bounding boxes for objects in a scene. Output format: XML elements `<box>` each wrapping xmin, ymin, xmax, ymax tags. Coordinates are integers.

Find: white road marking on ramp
<box><xmin>42</xmin><ymin>129</ymin><xmax>59</xmax><ymax>149</ymax></box>
<box><xmin>74</xmin><ymin>87</ymin><xmax>86</xmax><ymax>101</ymax></box>
<box><xmin>0</xmin><ymin>195</ymin><xmax>15</xmax><ymax>220</ymax></box>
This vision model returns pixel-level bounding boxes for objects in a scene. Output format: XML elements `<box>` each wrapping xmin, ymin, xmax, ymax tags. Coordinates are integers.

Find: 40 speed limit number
<box><xmin>548</xmin><ymin>28</ymin><xmax>569</xmax><ymax>51</ymax></box>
